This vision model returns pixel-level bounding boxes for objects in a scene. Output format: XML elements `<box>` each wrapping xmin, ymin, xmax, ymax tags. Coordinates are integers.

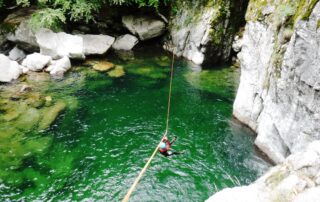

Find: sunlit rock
<box><xmin>80</xmin><ymin>34</ymin><xmax>115</xmax><ymax>55</ymax></box>
<box><xmin>0</xmin><ymin>54</ymin><xmax>23</xmax><ymax>82</ymax></box>
<box><xmin>36</xmin><ymin>29</ymin><xmax>85</xmax><ymax>59</ymax></box>
<box><xmin>22</xmin><ymin>53</ymin><xmax>52</xmax><ymax>71</ymax></box>
<box><xmin>46</xmin><ymin>56</ymin><xmax>71</xmax><ymax>76</ymax></box>
<box><xmin>112</xmin><ymin>34</ymin><xmax>139</xmax><ymax>51</ymax></box>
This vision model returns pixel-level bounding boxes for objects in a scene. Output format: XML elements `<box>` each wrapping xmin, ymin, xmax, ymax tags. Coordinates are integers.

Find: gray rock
<box><xmin>0</xmin><ymin>54</ymin><xmax>22</xmax><ymax>82</ymax></box>
<box><xmin>122</xmin><ymin>15</ymin><xmax>166</xmax><ymax>41</ymax></box>
<box><xmin>9</xmin><ymin>46</ymin><xmax>26</xmax><ymax>61</ymax></box>
<box><xmin>46</xmin><ymin>56</ymin><xmax>71</xmax><ymax>76</ymax></box>
<box><xmin>112</xmin><ymin>34</ymin><xmax>139</xmax><ymax>51</ymax></box>
<box><xmin>233</xmin><ymin>1</ymin><xmax>320</xmax><ymax>163</ymax></box>
<box><xmin>22</xmin><ymin>53</ymin><xmax>52</xmax><ymax>71</ymax></box>
<box><xmin>35</xmin><ymin>29</ymin><xmax>85</xmax><ymax>59</ymax></box>
<box><xmin>80</xmin><ymin>34</ymin><xmax>115</xmax><ymax>55</ymax></box>
<box><xmin>206</xmin><ymin>141</ymin><xmax>320</xmax><ymax>202</ymax></box>
<box><xmin>7</xmin><ymin>21</ymin><xmax>39</xmax><ymax>51</ymax></box>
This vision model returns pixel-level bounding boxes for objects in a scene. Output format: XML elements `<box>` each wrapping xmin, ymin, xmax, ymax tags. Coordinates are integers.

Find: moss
<box><xmin>317</xmin><ymin>19</ymin><xmax>320</xmax><ymax>29</ymax></box>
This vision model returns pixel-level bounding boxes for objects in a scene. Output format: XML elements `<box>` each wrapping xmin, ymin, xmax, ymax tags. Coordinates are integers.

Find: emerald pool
<box><xmin>0</xmin><ymin>47</ymin><xmax>269</xmax><ymax>201</ymax></box>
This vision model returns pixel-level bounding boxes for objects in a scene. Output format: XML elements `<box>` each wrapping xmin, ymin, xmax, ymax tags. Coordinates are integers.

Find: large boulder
<box><xmin>9</xmin><ymin>46</ymin><xmax>26</xmax><ymax>61</ymax></box>
<box><xmin>112</xmin><ymin>34</ymin><xmax>139</xmax><ymax>51</ymax></box>
<box><xmin>122</xmin><ymin>16</ymin><xmax>165</xmax><ymax>41</ymax></box>
<box><xmin>0</xmin><ymin>54</ymin><xmax>22</xmax><ymax>82</ymax></box>
<box><xmin>80</xmin><ymin>34</ymin><xmax>115</xmax><ymax>55</ymax></box>
<box><xmin>35</xmin><ymin>29</ymin><xmax>85</xmax><ymax>59</ymax></box>
<box><xmin>46</xmin><ymin>56</ymin><xmax>71</xmax><ymax>76</ymax></box>
<box><xmin>4</xmin><ymin>8</ymin><xmax>39</xmax><ymax>52</ymax></box>
<box><xmin>22</xmin><ymin>53</ymin><xmax>52</xmax><ymax>71</ymax></box>
<box><xmin>7</xmin><ymin>21</ymin><xmax>38</xmax><ymax>52</ymax></box>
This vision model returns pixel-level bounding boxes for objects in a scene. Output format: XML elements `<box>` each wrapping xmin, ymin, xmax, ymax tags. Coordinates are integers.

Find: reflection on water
<box><xmin>0</xmin><ymin>48</ymin><xmax>270</xmax><ymax>201</ymax></box>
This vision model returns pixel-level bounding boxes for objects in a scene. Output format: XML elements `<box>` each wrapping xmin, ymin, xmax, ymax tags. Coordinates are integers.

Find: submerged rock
<box><xmin>36</xmin><ymin>29</ymin><xmax>85</xmax><ymax>59</ymax></box>
<box><xmin>0</xmin><ymin>54</ymin><xmax>23</xmax><ymax>82</ymax></box>
<box><xmin>112</xmin><ymin>34</ymin><xmax>139</xmax><ymax>51</ymax></box>
<box><xmin>206</xmin><ymin>141</ymin><xmax>320</xmax><ymax>202</ymax></box>
<box><xmin>22</xmin><ymin>53</ymin><xmax>52</xmax><ymax>71</ymax></box>
<box><xmin>38</xmin><ymin>101</ymin><xmax>66</xmax><ymax>130</ymax></box>
<box><xmin>107</xmin><ymin>65</ymin><xmax>125</xmax><ymax>78</ymax></box>
<box><xmin>80</xmin><ymin>34</ymin><xmax>115</xmax><ymax>55</ymax></box>
<box><xmin>122</xmin><ymin>15</ymin><xmax>166</xmax><ymax>41</ymax></box>
<box><xmin>93</xmin><ymin>61</ymin><xmax>115</xmax><ymax>72</ymax></box>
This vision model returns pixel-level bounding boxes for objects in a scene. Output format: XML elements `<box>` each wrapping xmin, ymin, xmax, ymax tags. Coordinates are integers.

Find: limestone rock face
<box><xmin>0</xmin><ymin>54</ymin><xmax>22</xmax><ymax>82</ymax></box>
<box><xmin>9</xmin><ymin>46</ymin><xmax>26</xmax><ymax>61</ymax></box>
<box><xmin>80</xmin><ymin>34</ymin><xmax>115</xmax><ymax>55</ymax></box>
<box><xmin>22</xmin><ymin>53</ymin><xmax>52</xmax><ymax>71</ymax></box>
<box><xmin>206</xmin><ymin>141</ymin><xmax>320</xmax><ymax>202</ymax></box>
<box><xmin>46</xmin><ymin>56</ymin><xmax>71</xmax><ymax>76</ymax></box>
<box><xmin>165</xmin><ymin>0</ymin><xmax>247</xmax><ymax>65</ymax></box>
<box><xmin>122</xmin><ymin>15</ymin><xmax>166</xmax><ymax>41</ymax></box>
<box><xmin>35</xmin><ymin>29</ymin><xmax>85</xmax><ymax>59</ymax></box>
<box><xmin>233</xmin><ymin>1</ymin><xmax>320</xmax><ymax>163</ymax></box>
<box><xmin>112</xmin><ymin>34</ymin><xmax>139</xmax><ymax>51</ymax></box>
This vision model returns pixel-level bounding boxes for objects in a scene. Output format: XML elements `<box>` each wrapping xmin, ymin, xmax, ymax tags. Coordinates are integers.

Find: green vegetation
<box><xmin>0</xmin><ymin>0</ymin><xmax>171</xmax><ymax>30</ymax></box>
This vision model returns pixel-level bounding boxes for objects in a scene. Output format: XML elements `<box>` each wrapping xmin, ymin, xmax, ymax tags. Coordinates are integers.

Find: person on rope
<box><xmin>159</xmin><ymin>136</ymin><xmax>183</xmax><ymax>157</ymax></box>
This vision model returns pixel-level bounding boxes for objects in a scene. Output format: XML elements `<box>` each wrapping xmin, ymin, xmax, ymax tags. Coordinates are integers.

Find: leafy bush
<box><xmin>1</xmin><ymin>0</ymin><xmax>171</xmax><ymax>30</ymax></box>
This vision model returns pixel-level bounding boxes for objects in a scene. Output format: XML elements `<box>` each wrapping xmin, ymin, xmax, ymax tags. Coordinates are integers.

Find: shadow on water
<box><xmin>0</xmin><ymin>47</ymin><xmax>271</xmax><ymax>201</ymax></box>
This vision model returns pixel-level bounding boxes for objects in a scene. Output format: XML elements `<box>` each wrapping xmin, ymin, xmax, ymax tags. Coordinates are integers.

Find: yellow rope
<box><xmin>122</xmin><ymin>53</ymin><xmax>175</xmax><ymax>202</ymax></box>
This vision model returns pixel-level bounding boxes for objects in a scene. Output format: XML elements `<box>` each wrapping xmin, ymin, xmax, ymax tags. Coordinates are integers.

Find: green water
<box><xmin>0</xmin><ymin>48</ymin><xmax>268</xmax><ymax>201</ymax></box>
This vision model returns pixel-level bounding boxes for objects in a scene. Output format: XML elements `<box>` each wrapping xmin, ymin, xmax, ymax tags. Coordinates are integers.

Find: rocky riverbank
<box><xmin>209</xmin><ymin>0</ymin><xmax>320</xmax><ymax>201</ymax></box>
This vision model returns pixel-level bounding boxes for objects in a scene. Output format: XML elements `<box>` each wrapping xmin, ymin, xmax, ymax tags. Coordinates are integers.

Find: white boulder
<box><xmin>46</xmin><ymin>56</ymin><xmax>71</xmax><ymax>76</ymax></box>
<box><xmin>112</xmin><ymin>34</ymin><xmax>139</xmax><ymax>51</ymax></box>
<box><xmin>35</xmin><ymin>29</ymin><xmax>85</xmax><ymax>59</ymax></box>
<box><xmin>80</xmin><ymin>34</ymin><xmax>115</xmax><ymax>55</ymax></box>
<box><xmin>9</xmin><ymin>46</ymin><xmax>26</xmax><ymax>61</ymax></box>
<box><xmin>122</xmin><ymin>16</ymin><xmax>166</xmax><ymax>41</ymax></box>
<box><xmin>0</xmin><ymin>54</ymin><xmax>22</xmax><ymax>82</ymax></box>
<box><xmin>22</xmin><ymin>53</ymin><xmax>52</xmax><ymax>71</ymax></box>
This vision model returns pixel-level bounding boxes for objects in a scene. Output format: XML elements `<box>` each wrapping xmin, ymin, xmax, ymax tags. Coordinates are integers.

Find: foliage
<box><xmin>0</xmin><ymin>0</ymin><xmax>171</xmax><ymax>30</ymax></box>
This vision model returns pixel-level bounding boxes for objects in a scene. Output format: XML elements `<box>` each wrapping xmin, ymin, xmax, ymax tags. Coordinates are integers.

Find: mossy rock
<box><xmin>184</xmin><ymin>68</ymin><xmax>238</xmax><ymax>95</ymax></box>
<box><xmin>107</xmin><ymin>65</ymin><xmax>125</xmax><ymax>78</ymax></box>
<box><xmin>93</xmin><ymin>61</ymin><xmax>115</xmax><ymax>72</ymax></box>
<box><xmin>25</xmin><ymin>92</ymin><xmax>46</xmax><ymax>108</ymax></box>
<box><xmin>86</xmin><ymin>78</ymin><xmax>113</xmax><ymax>91</ymax></box>
<box><xmin>38</xmin><ymin>101</ymin><xmax>66</xmax><ymax>130</ymax></box>
<box><xmin>15</xmin><ymin>107</ymin><xmax>41</xmax><ymax>132</ymax></box>
<box><xmin>126</xmin><ymin>66</ymin><xmax>168</xmax><ymax>79</ymax></box>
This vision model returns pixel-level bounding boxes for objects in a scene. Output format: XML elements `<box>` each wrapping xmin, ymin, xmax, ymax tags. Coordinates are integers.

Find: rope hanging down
<box><xmin>122</xmin><ymin>52</ymin><xmax>175</xmax><ymax>202</ymax></box>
